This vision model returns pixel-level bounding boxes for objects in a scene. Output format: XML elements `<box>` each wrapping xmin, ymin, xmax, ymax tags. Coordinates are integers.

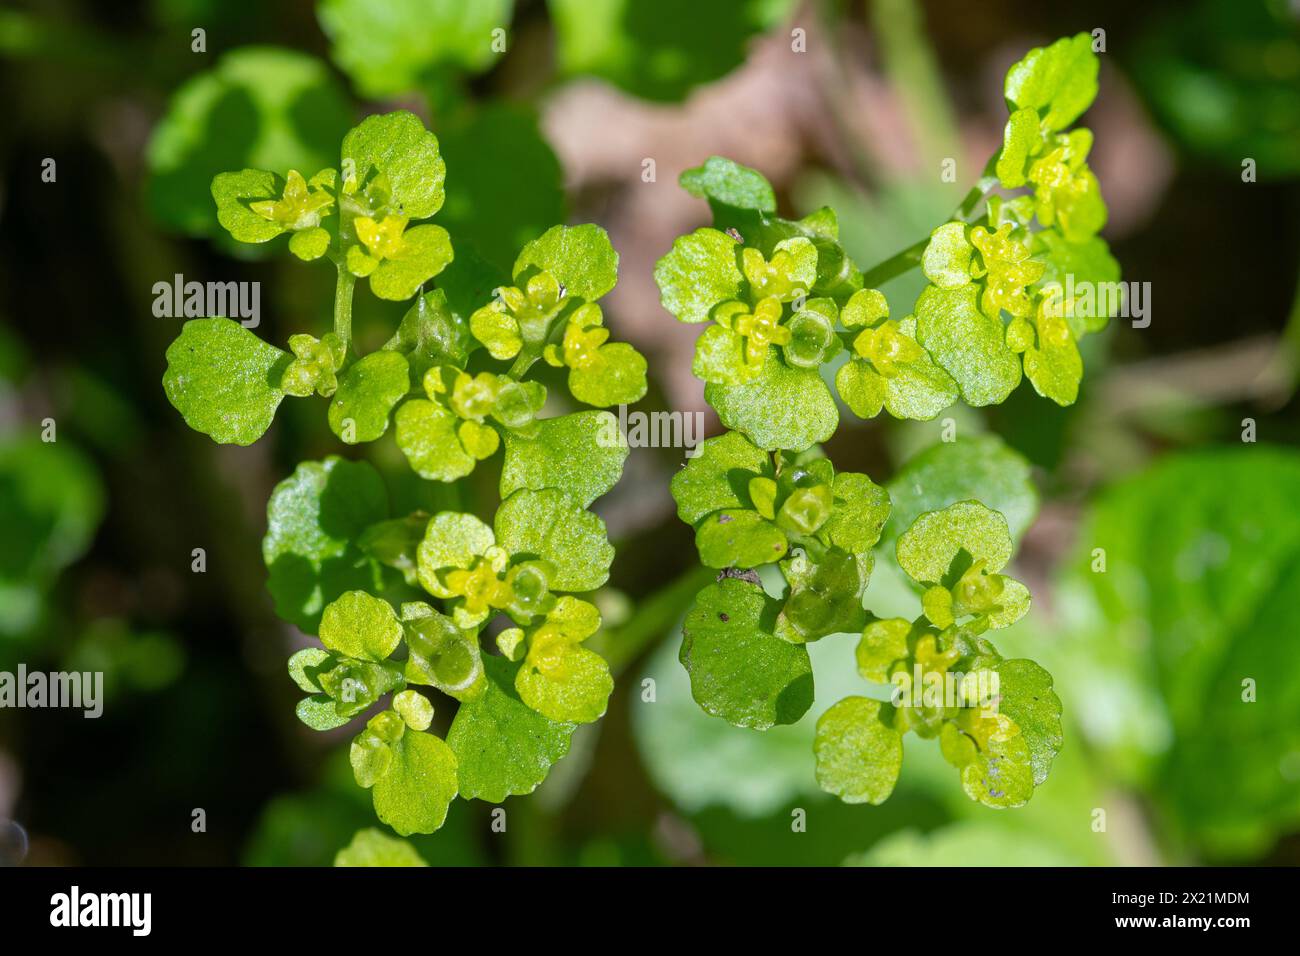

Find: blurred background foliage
<box><xmin>0</xmin><ymin>0</ymin><xmax>1298</xmax><ymax>866</ymax></box>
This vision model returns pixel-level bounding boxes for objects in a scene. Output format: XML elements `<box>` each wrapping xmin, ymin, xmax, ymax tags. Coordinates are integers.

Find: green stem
<box><xmin>333</xmin><ymin>265</ymin><xmax>356</xmax><ymax>351</ymax></box>
<box><xmin>858</xmin><ymin>169</ymin><xmax>999</xmax><ymax>289</ymax></box>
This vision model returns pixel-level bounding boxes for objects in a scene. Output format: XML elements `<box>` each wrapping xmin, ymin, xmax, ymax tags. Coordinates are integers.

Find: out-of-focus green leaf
<box><xmin>263</xmin><ymin>457</ymin><xmax>389</xmax><ymax>634</ymax></box>
<box><xmin>438</xmin><ymin>104</ymin><xmax>566</xmax><ymax>275</ymax></box>
<box><xmin>334</xmin><ymin>827</ymin><xmax>428</xmax><ymax>866</ymax></box>
<box><xmin>146</xmin><ymin>47</ymin><xmax>351</xmax><ymax>237</ymax></box>
<box><xmin>846</xmin><ymin>821</ymin><xmax>1081</xmax><ymax>866</ymax></box>
<box><xmin>548</xmin><ymin>0</ymin><xmax>794</xmax><ymax>101</ymax></box>
<box><xmin>1060</xmin><ymin>447</ymin><xmax>1300</xmax><ymax>856</ymax></box>
<box><xmin>883</xmin><ymin>435</ymin><xmax>1038</xmax><ymax>551</ymax></box>
<box><xmin>319</xmin><ymin>0</ymin><xmax>513</xmax><ymax>96</ymax></box>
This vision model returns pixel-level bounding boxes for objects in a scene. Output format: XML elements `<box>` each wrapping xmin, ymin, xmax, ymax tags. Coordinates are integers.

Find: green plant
<box><xmin>162</xmin><ymin>110</ymin><xmax>647</xmax><ymax>834</ymax></box>
<box><xmin>655</xmin><ymin>34</ymin><xmax>1117</xmax><ymax>809</ymax></box>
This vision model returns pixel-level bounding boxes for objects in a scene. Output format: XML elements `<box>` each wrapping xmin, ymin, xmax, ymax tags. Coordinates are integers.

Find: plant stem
<box><xmin>858</xmin><ymin>170</ymin><xmax>999</xmax><ymax>288</ymax></box>
<box><xmin>333</xmin><ymin>265</ymin><xmax>356</xmax><ymax>351</ymax></box>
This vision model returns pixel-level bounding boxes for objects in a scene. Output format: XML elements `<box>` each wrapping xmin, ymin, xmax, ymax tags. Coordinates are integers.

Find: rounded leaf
<box><xmin>494</xmin><ymin>489</ymin><xmax>613</xmax><ymax>593</ymax></box>
<box><xmin>706</xmin><ymin>350</ymin><xmax>838</xmax><ymax>453</ymax></box>
<box><xmin>319</xmin><ymin>590</ymin><xmax>402</xmax><ymax>661</ymax></box>
<box><xmin>679</xmin><ymin>578</ymin><xmax>814</xmax><ymax>730</ymax></box>
<box><xmin>896</xmin><ymin>500</ymin><xmax>1015</xmax><ymax>585</ymax></box>
<box><xmin>371</xmin><ymin>730</ymin><xmax>459</xmax><ymax>836</ymax></box>
<box><xmin>500</xmin><ymin>410</ymin><xmax>628</xmax><ymax>508</ymax></box>
<box><xmin>341</xmin><ymin>110</ymin><xmax>446</xmax><ymax>220</ymax></box>
<box><xmin>814</xmin><ymin>697</ymin><xmax>903</xmax><ymax>805</ymax></box>
<box><xmin>394</xmin><ymin>399</ymin><xmax>475</xmax><ymax>482</ymax></box>
<box><xmin>512</xmin><ymin>223</ymin><xmax>618</xmax><ymax>302</ymax></box>
<box><xmin>654</xmin><ymin>228</ymin><xmax>743</xmax><ymax>324</ymax></box>
<box><xmin>329</xmin><ymin>351</ymin><xmax>411</xmax><ymax>443</ymax></box>
<box><xmin>163</xmin><ymin>319</ymin><xmax>288</xmax><ymax>445</ymax></box>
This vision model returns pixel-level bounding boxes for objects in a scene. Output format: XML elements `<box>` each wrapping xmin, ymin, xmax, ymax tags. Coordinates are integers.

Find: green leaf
<box><xmin>263</xmin><ymin>457</ymin><xmax>389</xmax><ymax>633</ymax></box>
<box><xmin>996</xmin><ymin>107</ymin><xmax>1041</xmax><ymax>189</ymax></box>
<box><xmin>328</xmin><ymin>351</ymin><xmax>411</xmax><ymax>443</ymax></box>
<box><xmin>778</xmin><ymin>548</ymin><xmax>871</xmax><ymax>642</ymax></box>
<box><xmin>0</xmin><ymin>436</ymin><xmax>104</xmax><ymax>623</ymax></box>
<box><xmin>1034</xmin><ymin>230</ymin><xmax>1120</xmax><ymax>337</ymax></box>
<box><xmin>513</xmin><ymin>223</ymin><xmax>618</xmax><ymax>302</ymax></box>
<box><xmin>695</xmin><ymin>510</ymin><xmax>788</xmax><ymax>569</ymax></box>
<box><xmin>548</xmin><ymin>0</ymin><xmax>793</xmax><ymax>101</ymax></box>
<box><xmin>371</xmin><ymin>730</ymin><xmax>459</xmax><ymax>836</ymax></box>
<box><xmin>823</xmin><ymin>472</ymin><xmax>890</xmax><ymax>555</ymax></box>
<box><xmin>569</xmin><ymin>342</ymin><xmax>648</xmax><ymax>407</ymax></box>
<box><xmin>447</xmin><ymin>654</ymin><xmax>577</xmax><ymax>802</ymax></box>
<box><xmin>856</xmin><ymin>618</ymin><xmax>912</xmax><ymax>682</ymax></box>
<box><xmin>319</xmin><ymin>0</ymin><xmax>513</xmax><ymax>96</ymax></box>
<box><xmin>654</xmin><ymin>227</ymin><xmax>744</xmax><ymax>324</ymax></box>
<box><xmin>516</xmin><ymin>644</ymin><xmax>613</xmax><ymax>724</ymax></box>
<box><xmin>334</xmin><ymin>827</ymin><xmax>428</xmax><ymax>867</ymax></box>
<box><xmin>494</xmin><ymin>489</ymin><xmax>613</xmax><ymax>592</ymax></box>
<box><xmin>296</xmin><ymin>695</ymin><xmax>352</xmax><ymax>731</ymax></box>
<box><xmin>994</xmin><ymin>659</ymin><xmax>1063</xmax><ymax>786</ymax></box>
<box><xmin>1004</xmin><ymin>32</ymin><xmax>1099</xmax><ymax>131</ymax></box>
<box><xmin>163</xmin><ymin>319</ymin><xmax>288</xmax><ymax>446</ymax></box>
<box><xmin>942</xmin><ymin>720</ymin><xmax>1036</xmax><ymax>808</ymax></box>
<box><xmin>814</xmin><ymin>697</ymin><xmax>903</xmax><ymax>804</ymax></box>
<box><xmin>210</xmin><ymin>168</ymin><xmax>286</xmax><ymax>244</ymax></box>
<box><xmin>416</xmin><ymin>512</ymin><xmax>494</xmax><ymax>596</ymax></box>
<box><xmin>319</xmin><ymin>590</ymin><xmax>402</xmax><ymax>660</ymax></box>
<box><xmin>920</xmin><ymin>222</ymin><xmax>973</xmax><ymax>289</ymax></box>
<box><xmin>847</xmin><ymin>821</ymin><xmax>1081</xmax><ymax>866</ymax></box>
<box><xmin>367</xmin><ymin>224</ymin><xmax>454</xmax><ymax>301</ymax></box>
<box><xmin>146</xmin><ymin>47</ymin><xmax>350</xmax><ymax>238</ymax></box>
<box><xmin>680</xmin><ymin>578</ymin><xmax>814</xmax><ymax>729</ymax></box>
<box><xmin>500</xmin><ymin>410</ymin><xmax>628</xmax><ymax>507</ymax></box>
<box><xmin>438</xmin><ymin>104</ymin><xmax>566</xmax><ymax>275</ymax></box>
<box><xmin>670</xmin><ymin>430</ymin><xmax>769</xmax><ymax>526</ymax></box>
<box><xmin>1022</xmin><ymin>325</ymin><xmax>1083</xmax><ymax>406</ymax></box>
<box><xmin>914</xmin><ymin>284</ymin><xmax>1021</xmax><ymax>407</ymax></box>
<box><xmin>706</xmin><ymin>350</ymin><xmax>838</xmax><ymax>452</ymax></box>
<box><xmin>884</xmin><ymin>435</ymin><xmax>1038</xmax><ymax>550</ymax></box>
<box><xmin>288</xmin><ymin>647</ymin><xmax>332</xmax><ymax>692</ymax></box>
<box><xmin>384</xmin><ymin>289</ymin><xmax>475</xmax><ymax>378</ymax></box>
<box><xmin>341</xmin><ymin>110</ymin><xmax>446</xmax><ymax>220</ymax></box>
<box><xmin>680</xmin><ymin>155</ymin><xmax>776</xmax><ymax>213</ymax></box>
<box><xmin>1064</xmin><ymin>447</ymin><xmax>1300</xmax><ymax>854</ymax></box>
<box><xmin>692</xmin><ymin>325</ymin><xmax>758</xmax><ymax>386</ymax></box>
<box><xmin>896</xmin><ymin>500</ymin><xmax>1014</xmax><ymax>585</ymax></box>
<box><xmin>834</xmin><ymin>360</ymin><xmax>887</xmax><ymax>419</ymax></box>
<box><xmin>394</xmin><ymin>399</ymin><xmax>476</xmax><ymax>482</ymax></box>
